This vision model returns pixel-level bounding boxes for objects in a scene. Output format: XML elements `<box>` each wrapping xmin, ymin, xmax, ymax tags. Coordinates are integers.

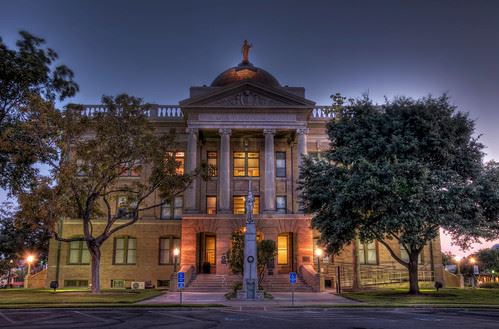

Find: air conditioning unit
<box><xmin>131</xmin><ymin>281</ymin><xmax>145</xmax><ymax>290</ymax></box>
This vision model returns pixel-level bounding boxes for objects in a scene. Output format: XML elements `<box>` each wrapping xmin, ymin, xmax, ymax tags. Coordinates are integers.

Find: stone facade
<box><xmin>45</xmin><ymin>59</ymin><xmax>443</xmax><ymax>290</ymax></box>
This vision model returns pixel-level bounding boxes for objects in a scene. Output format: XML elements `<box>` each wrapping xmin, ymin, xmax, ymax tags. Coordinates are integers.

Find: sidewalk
<box><xmin>139</xmin><ymin>291</ymin><xmax>359</xmax><ymax>307</ymax></box>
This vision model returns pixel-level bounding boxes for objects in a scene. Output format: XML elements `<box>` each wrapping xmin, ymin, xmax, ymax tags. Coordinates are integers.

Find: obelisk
<box><xmin>243</xmin><ymin>180</ymin><xmax>258</xmax><ymax>299</ymax></box>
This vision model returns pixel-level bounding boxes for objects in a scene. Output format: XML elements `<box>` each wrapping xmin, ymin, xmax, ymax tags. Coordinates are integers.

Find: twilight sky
<box><xmin>1</xmin><ymin>0</ymin><xmax>498</xmax><ymax>254</ymax></box>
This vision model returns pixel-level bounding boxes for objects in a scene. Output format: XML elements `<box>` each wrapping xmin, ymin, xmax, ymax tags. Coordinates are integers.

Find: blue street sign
<box><xmin>289</xmin><ymin>272</ymin><xmax>297</xmax><ymax>284</ymax></box>
<box><xmin>177</xmin><ymin>281</ymin><xmax>185</xmax><ymax>289</ymax></box>
<box><xmin>178</xmin><ymin>271</ymin><xmax>185</xmax><ymax>282</ymax></box>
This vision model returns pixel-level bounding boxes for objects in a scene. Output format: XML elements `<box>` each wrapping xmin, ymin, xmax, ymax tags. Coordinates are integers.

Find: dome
<box><xmin>211</xmin><ymin>61</ymin><xmax>280</xmax><ymax>87</ymax></box>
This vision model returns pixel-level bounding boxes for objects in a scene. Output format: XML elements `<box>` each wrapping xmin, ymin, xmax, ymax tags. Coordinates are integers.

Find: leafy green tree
<box><xmin>0</xmin><ymin>202</ymin><xmax>51</xmax><ymax>277</ymax></box>
<box><xmin>257</xmin><ymin>239</ymin><xmax>277</xmax><ymax>289</ymax></box>
<box><xmin>0</xmin><ymin>31</ymin><xmax>78</xmax><ymax>194</ymax></box>
<box><xmin>476</xmin><ymin>248</ymin><xmax>499</xmax><ymax>274</ymax></box>
<box><xmin>16</xmin><ymin>94</ymin><xmax>204</xmax><ymax>293</ymax></box>
<box><xmin>300</xmin><ymin>95</ymin><xmax>499</xmax><ymax>294</ymax></box>
<box><xmin>227</xmin><ymin>230</ymin><xmax>245</xmax><ymax>276</ymax></box>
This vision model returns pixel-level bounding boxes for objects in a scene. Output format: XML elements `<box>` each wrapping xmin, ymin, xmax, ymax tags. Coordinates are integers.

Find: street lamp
<box><xmin>25</xmin><ymin>255</ymin><xmax>35</xmax><ymax>288</ymax></box>
<box><xmin>173</xmin><ymin>248</ymin><xmax>180</xmax><ymax>273</ymax></box>
<box><xmin>454</xmin><ymin>255</ymin><xmax>462</xmax><ymax>275</ymax></box>
<box><xmin>315</xmin><ymin>248</ymin><xmax>323</xmax><ymax>274</ymax></box>
<box><xmin>470</xmin><ymin>257</ymin><xmax>477</xmax><ymax>288</ymax></box>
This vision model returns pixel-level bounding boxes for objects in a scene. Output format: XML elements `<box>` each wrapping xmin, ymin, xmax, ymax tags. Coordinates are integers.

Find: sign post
<box><xmin>177</xmin><ymin>271</ymin><xmax>185</xmax><ymax>305</ymax></box>
<box><xmin>289</xmin><ymin>272</ymin><xmax>297</xmax><ymax>306</ymax></box>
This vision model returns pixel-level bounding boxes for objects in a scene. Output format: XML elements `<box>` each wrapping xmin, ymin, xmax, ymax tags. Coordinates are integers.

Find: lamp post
<box><xmin>25</xmin><ymin>255</ymin><xmax>34</xmax><ymax>288</ymax></box>
<box><xmin>469</xmin><ymin>257</ymin><xmax>477</xmax><ymax>288</ymax></box>
<box><xmin>315</xmin><ymin>248</ymin><xmax>323</xmax><ymax>274</ymax></box>
<box><xmin>454</xmin><ymin>255</ymin><xmax>462</xmax><ymax>275</ymax></box>
<box><xmin>173</xmin><ymin>248</ymin><xmax>180</xmax><ymax>273</ymax></box>
<box><xmin>6</xmin><ymin>259</ymin><xmax>13</xmax><ymax>288</ymax></box>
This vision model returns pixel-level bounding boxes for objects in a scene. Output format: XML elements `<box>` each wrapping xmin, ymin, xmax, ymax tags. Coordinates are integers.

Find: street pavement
<box><xmin>0</xmin><ymin>307</ymin><xmax>498</xmax><ymax>328</ymax></box>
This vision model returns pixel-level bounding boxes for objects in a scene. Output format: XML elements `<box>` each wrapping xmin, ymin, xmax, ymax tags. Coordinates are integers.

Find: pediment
<box><xmin>180</xmin><ymin>81</ymin><xmax>315</xmax><ymax>108</ymax></box>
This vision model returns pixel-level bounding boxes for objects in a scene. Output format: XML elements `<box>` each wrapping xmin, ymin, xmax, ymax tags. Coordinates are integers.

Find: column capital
<box><xmin>218</xmin><ymin>128</ymin><xmax>232</xmax><ymax>136</ymax></box>
<box><xmin>263</xmin><ymin>128</ymin><xmax>277</xmax><ymax>136</ymax></box>
<box><xmin>297</xmin><ymin>128</ymin><xmax>309</xmax><ymax>135</ymax></box>
<box><xmin>186</xmin><ymin>127</ymin><xmax>199</xmax><ymax>135</ymax></box>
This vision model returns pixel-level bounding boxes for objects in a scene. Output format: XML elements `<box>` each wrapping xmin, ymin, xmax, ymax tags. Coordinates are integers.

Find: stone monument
<box><xmin>240</xmin><ymin>180</ymin><xmax>261</xmax><ymax>300</ymax></box>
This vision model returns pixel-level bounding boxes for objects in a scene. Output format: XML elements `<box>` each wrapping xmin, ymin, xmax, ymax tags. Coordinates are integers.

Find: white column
<box><xmin>296</xmin><ymin>128</ymin><xmax>308</xmax><ymax>213</ymax></box>
<box><xmin>296</xmin><ymin>128</ymin><xmax>309</xmax><ymax>167</ymax></box>
<box><xmin>184</xmin><ymin>128</ymin><xmax>198</xmax><ymax>213</ymax></box>
<box><xmin>263</xmin><ymin>128</ymin><xmax>276</xmax><ymax>213</ymax></box>
<box><xmin>218</xmin><ymin>128</ymin><xmax>232</xmax><ymax>213</ymax></box>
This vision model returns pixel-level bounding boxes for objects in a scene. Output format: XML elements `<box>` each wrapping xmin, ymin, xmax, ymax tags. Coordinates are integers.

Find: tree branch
<box><xmin>378</xmin><ymin>239</ymin><xmax>408</xmax><ymax>268</ymax></box>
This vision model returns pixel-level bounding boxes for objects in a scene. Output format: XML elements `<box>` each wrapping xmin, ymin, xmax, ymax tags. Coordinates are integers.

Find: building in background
<box><xmin>46</xmin><ymin>50</ymin><xmax>443</xmax><ymax>291</ymax></box>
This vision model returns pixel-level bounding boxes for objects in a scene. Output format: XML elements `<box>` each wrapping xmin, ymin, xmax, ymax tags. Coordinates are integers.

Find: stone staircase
<box><xmin>184</xmin><ymin>273</ymin><xmax>314</xmax><ymax>292</ymax></box>
<box><xmin>184</xmin><ymin>274</ymin><xmax>241</xmax><ymax>292</ymax></box>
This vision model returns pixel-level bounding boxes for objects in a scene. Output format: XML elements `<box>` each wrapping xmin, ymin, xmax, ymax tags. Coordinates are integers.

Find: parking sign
<box><xmin>177</xmin><ymin>271</ymin><xmax>185</xmax><ymax>289</ymax></box>
<box><xmin>289</xmin><ymin>272</ymin><xmax>297</xmax><ymax>284</ymax></box>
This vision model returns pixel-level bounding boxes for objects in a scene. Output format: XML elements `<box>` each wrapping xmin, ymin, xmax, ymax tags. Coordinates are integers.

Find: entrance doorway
<box><xmin>196</xmin><ymin>233</ymin><xmax>216</xmax><ymax>274</ymax></box>
<box><xmin>277</xmin><ymin>232</ymin><xmax>297</xmax><ymax>273</ymax></box>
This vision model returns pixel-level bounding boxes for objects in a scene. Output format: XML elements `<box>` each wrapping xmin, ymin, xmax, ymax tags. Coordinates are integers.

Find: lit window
<box><xmin>207</xmin><ymin>196</ymin><xmax>217</xmax><ymax>214</ymax></box>
<box><xmin>114</xmin><ymin>236</ymin><xmax>137</xmax><ymax>265</ymax></box>
<box><xmin>233</xmin><ymin>152</ymin><xmax>259</xmax><ymax>177</ymax></box>
<box><xmin>161</xmin><ymin>196</ymin><xmax>183</xmax><ymax>220</ymax></box>
<box><xmin>276</xmin><ymin>196</ymin><xmax>287</xmax><ymax>214</ymax></box>
<box><xmin>166</xmin><ymin>152</ymin><xmax>185</xmax><ymax>175</ymax></box>
<box><xmin>119</xmin><ymin>160</ymin><xmax>141</xmax><ymax>177</ymax></box>
<box><xmin>68</xmin><ymin>240</ymin><xmax>90</xmax><ymax>265</ymax></box>
<box><xmin>207</xmin><ymin>151</ymin><xmax>217</xmax><ymax>176</ymax></box>
<box><xmin>277</xmin><ymin>234</ymin><xmax>288</xmax><ymax>265</ymax></box>
<box><xmin>276</xmin><ymin>152</ymin><xmax>286</xmax><ymax>177</ymax></box>
<box><xmin>233</xmin><ymin>196</ymin><xmax>260</xmax><ymax>215</ymax></box>
<box><xmin>159</xmin><ymin>237</ymin><xmax>180</xmax><ymax>265</ymax></box>
<box><xmin>359</xmin><ymin>241</ymin><xmax>377</xmax><ymax>265</ymax></box>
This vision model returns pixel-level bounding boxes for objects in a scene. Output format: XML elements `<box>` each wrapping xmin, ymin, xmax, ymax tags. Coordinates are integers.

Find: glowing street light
<box><xmin>25</xmin><ymin>255</ymin><xmax>35</xmax><ymax>288</ymax></box>
<box><xmin>173</xmin><ymin>248</ymin><xmax>180</xmax><ymax>273</ymax></box>
<box><xmin>315</xmin><ymin>248</ymin><xmax>323</xmax><ymax>274</ymax></box>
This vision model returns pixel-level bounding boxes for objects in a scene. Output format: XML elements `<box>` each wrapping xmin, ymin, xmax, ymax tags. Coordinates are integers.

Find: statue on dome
<box><xmin>241</xmin><ymin>40</ymin><xmax>252</xmax><ymax>63</ymax></box>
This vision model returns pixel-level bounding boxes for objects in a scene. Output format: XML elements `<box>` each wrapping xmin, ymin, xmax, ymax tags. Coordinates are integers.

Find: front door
<box><xmin>197</xmin><ymin>233</ymin><xmax>216</xmax><ymax>274</ymax></box>
<box><xmin>205</xmin><ymin>235</ymin><xmax>216</xmax><ymax>273</ymax></box>
<box><xmin>277</xmin><ymin>232</ymin><xmax>295</xmax><ymax>273</ymax></box>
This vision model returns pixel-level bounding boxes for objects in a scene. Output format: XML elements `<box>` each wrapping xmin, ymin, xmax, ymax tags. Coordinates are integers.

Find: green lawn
<box><xmin>0</xmin><ymin>288</ymin><xmax>163</xmax><ymax>307</ymax></box>
<box><xmin>341</xmin><ymin>288</ymin><xmax>499</xmax><ymax>306</ymax></box>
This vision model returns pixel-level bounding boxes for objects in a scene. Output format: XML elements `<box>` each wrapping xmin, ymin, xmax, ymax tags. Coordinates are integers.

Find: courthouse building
<box><xmin>46</xmin><ymin>48</ymin><xmax>444</xmax><ymax>291</ymax></box>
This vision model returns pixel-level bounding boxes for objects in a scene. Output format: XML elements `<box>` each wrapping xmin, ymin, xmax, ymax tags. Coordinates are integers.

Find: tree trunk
<box><xmin>408</xmin><ymin>252</ymin><xmax>420</xmax><ymax>295</ymax></box>
<box><xmin>89</xmin><ymin>244</ymin><xmax>101</xmax><ymax>293</ymax></box>
<box><xmin>352</xmin><ymin>236</ymin><xmax>362</xmax><ymax>290</ymax></box>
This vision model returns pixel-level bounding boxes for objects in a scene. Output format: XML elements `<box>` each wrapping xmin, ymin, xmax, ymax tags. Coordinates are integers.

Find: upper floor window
<box><xmin>276</xmin><ymin>152</ymin><xmax>286</xmax><ymax>177</ymax></box>
<box><xmin>359</xmin><ymin>241</ymin><xmax>378</xmax><ymax>265</ymax></box>
<box><xmin>207</xmin><ymin>151</ymin><xmax>217</xmax><ymax>176</ymax></box>
<box><xmin>68</xmin><ymin>240</ymin><xmax>90</xmax><ymax>265</ymax></box>
<box><xmin>116</xmin><ymin>196</ymin><xmax>135</xmax><ymax>219</ymax></box>
<box><xmin>159</xmin><ymin>236</ymin><xmax>181</xmax><ymax>265</ymax></box>
<box><xmin>119</xmin><ymin>160</ymin><xmax>141</xmax><ymax>177</ymax></box>
<box><xmin>207</xmin><ymin>196</ymin><xmax>217</xmax><ymax>214</ymax></box>
<box><xmin>233</xmin><ymin>152</ymin><xmax>259</xmax><ymax>177</ymax></box>
<box><xmin>166</xmin><ymin>151</ymin><xmax>185</xmax><ymax>175</ymax></box>
<box><xmin>161</xmin><ymin>196</ymin><xmax>183</xmax><ymax>220</ymax></box>
<box><xmin>276</xmin><ymin>196</ymin><xmax>287</xmax><ymax>214</ymax></box>
<box><xmin>233</xmin><ymin>196</ymin><xmax>260</xmax><ymax>215</ymax></box>
<box><xmin>114</xmin><ymin>236</ymin><xmax>136</xmax><ymax>265</ymax></box>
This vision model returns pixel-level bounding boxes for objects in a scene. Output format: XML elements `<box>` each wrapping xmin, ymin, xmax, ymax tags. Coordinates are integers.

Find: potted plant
<box><xmin>202</xmin><ymin>261</ymin><xmax>211</xmax><ymax>274</ymax></box>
